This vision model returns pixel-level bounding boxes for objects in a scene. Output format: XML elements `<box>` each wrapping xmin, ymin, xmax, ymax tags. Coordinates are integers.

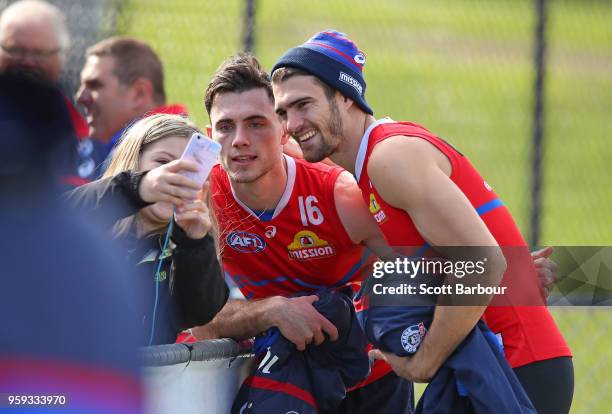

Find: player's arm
<box><xmin>196</xmin><ymin>295</ymin><xmax>339</xmax><ymax>351</ymax></box>
<box><xmin>333</xmin><ymin>171</ymin><xmax>396</xmax><ymax>259</ymax></box>
<box><xmin>367</xmin><ymin>136</ymin><xmax>507</xmax><ymax>382</ymax></box>
<box><xmin>66</xmin><ymin>160</ymin><xmax>200</xmax><ymax>227</ymax></box>
<box><xmin>196</xmin><ymin>298</ymin><xmax>281</xmax><ymax>340</ymax></box>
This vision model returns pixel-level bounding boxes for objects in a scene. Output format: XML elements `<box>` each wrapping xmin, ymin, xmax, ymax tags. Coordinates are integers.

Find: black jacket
<box><xmin>67</xmin><ymin>171</ymin><xmax>228</xmax><ymax>345</ymax></box>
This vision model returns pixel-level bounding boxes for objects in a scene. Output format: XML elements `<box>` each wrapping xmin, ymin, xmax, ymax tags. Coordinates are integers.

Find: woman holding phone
<box><xmin>68</xmin><ymin>113</ymin><xmax>228</xmax><ymax>345</ymax></box>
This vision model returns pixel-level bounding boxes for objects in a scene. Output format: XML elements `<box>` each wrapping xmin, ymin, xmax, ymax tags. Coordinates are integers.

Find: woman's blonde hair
<box><xmin>103</xmin><ymin>113</ymin><xmax>201</xmax><ymax>237</ymax></box>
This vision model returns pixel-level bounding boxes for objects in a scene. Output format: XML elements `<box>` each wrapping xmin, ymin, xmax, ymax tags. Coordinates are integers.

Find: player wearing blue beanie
<box><xmin>272</xmin><ymin>30</ymin><xmax>574</xmax><ymax>414</ymax></box>
<box><xmin>272</xmin><ymin>30</ymin><xmax>372</xmax><ymax>115</ymax></box>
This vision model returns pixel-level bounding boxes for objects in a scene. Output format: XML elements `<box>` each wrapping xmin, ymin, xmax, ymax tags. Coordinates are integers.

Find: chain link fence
<box><xmin>118</xmin><ymin>2</ymin><xmax>612</xmax><ymax>412</ymax></box>
<box><xmin>115</xmin><ymin>0</ymin><xmax>244</xmax><ymax>127</ymax></box>
<box><xmin>543</xmin><ymin>0</ymin><xmax>612</xmax><ymax>246</ymax></box>
<box><xmin>2</xmin><ymin>0</ymin><xmax>610</xmax><ymax>412</ymax></box>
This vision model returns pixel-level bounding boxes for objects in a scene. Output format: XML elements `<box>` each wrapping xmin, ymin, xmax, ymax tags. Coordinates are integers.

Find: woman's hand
<box><xmin>174</xmin><ymin>181</ymin><xmax>212</xmax><ymax>240</ymax></box>
<box><xmin>139</xmin><ymin>159</ymin><xmax>201</xmax><ymax>205</ymax></box>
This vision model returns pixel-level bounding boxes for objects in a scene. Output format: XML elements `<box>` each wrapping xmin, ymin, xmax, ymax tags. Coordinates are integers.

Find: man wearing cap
<box><xmin>270</xmin><ymin>30</ymin><xmax>573</xmax><ymax>414</ymax></box>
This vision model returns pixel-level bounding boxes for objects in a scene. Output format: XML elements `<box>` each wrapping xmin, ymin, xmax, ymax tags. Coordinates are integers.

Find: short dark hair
<box><xmin>271</xmin><ymin>66</ymin><xmax>336</xmax><ymax>101</ymax></box>
<box><xmin>86</xmin><ymin>36</ymin><xmax>166</xmax><ymax>104</ymax></box>
<box><xmin>204</xmin><ymin>53</ymin><xmax>274</xmax><ymax>114</ymax></box>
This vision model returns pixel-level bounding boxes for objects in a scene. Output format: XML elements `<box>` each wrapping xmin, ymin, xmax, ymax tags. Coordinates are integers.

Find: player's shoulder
<box><xmin>370</xmin><ymin>133</ymin><xmax>440</xmax><ymax>167</ymax></box>
<box><xmin>372</xmin><ymin>120</ymin><xmax>432</xmax><ymax>137</ymax></box>
<box><xmin>293</xmin><ymin>157</ymin><xmax>343</xmax><ymax>179</ymax></box>
<box><xmin>210</xmin><ymin>164</ymin><xmax>227</xmax><ymax>182</ymax></box>
<box><xmin>210</xmin><ymin>163</ymin><xmax>229</xmax><ymax>191</ymax></box>
<box><xmin>211</xmin><ymin>163</ymin><xmax>223</xmax><ymax>173</ymax></box>
<box><xmin>366</xmin><ymin>135</ymin><xmax>443</xmax><ymax>198</ymax></box>
<box><xmin>369</xmin><ymin>121</ymin><xmax>438</xmax><ymax>155</ymax></box>
<box><xmin>367</xmin><ymin>137</ymin><xmax>413</xmax><ymax>176</ymax></box>
<box><xmin>293</xmin><ymin>158</ymin><xmax>345</xmax><ymax>195</ymax></box>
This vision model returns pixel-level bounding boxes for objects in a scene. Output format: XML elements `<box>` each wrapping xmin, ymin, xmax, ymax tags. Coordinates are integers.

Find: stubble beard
<box><xmin>302</xmin><ymin>98</ymin><xmax>344</xmax><ymax>163</ymax></box>
<box><xmin>230</xmin><ymin>162</ymin><xmax>271</xmax><ymax>185</ymax></box>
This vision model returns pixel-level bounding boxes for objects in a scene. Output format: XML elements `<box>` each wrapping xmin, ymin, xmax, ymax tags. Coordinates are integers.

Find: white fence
<box><xmin>141</xmin><ymin>339</ymin><xmax>254</xmax><ymax>414</ymax></box>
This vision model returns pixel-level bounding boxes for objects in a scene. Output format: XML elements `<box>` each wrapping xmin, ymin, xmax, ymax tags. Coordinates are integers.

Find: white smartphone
<box><xmin>179</xmin><ymin>132</ymin><xmax>221</xmax><ymax>186</ymax></box>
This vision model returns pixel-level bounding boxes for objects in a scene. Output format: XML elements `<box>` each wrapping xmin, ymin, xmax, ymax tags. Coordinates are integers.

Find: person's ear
<box><xmin>129</xmin><ymin>77</ymin><xmax>154</xmax><ymax>111</ymax></box>
<box><xmin>280</xmin><ymin>126</ymin><xmax>291</xmax><ymax>146</ymax></box>
<box><xmin>338</xmin><ymin>92</ymin><xmax>355</xmax><ymax>112</ymax></box>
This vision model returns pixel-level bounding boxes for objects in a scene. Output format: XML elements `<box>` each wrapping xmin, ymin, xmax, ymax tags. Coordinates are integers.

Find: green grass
<box><xmin>119</xmin><ymin>0</ymin><xmax>612</xmax><ymax>245</ymax></box>
<box><xmin>119</xmin><ymin>1</ymin><xmax>612</xmax><ymax>412</ymax></box>
<box><xmin>116</xmin><ymin>0</ymin><xmax>244</xmax><ymax>127</ymax></box>
<box><xmin>551</xmin><ymin>308</ymin><xmax>612</xmax><ymax>413</ymax></box>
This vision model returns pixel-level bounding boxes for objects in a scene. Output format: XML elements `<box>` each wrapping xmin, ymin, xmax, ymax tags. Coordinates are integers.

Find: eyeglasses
<box><xmin>0</xmin><ymin>44</ymin><xmax>61</xmax><ymax>61</ymax></box>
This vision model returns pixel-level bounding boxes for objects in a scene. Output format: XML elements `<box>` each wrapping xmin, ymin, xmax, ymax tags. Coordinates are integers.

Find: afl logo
<box><xmin>354</xmin><ymin>52</ymin><xmax>366</xmax><ymax>65</ymax></box>
<box><xmin>227</xmin><ymin>231</ymin><xmax>266</xmax><ymax>253</ymax></box>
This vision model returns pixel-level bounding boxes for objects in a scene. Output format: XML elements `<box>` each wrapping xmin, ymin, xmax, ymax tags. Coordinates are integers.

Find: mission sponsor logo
<box><xmin>339</xmin><ymin>71</ymin><xmax>363</xmax><ymax>95</ymax></box>
<box><xmin>287</xmin><ymin>230</ymin><xmax>336</xmax><ymax>260</ymax></box>
<box><xmin>227</xmin><ymin>231</ymin><xmax>266</xmax><ymax>253</ymax></box>
<box><xmin>369</xmin><ymin>193</ymin><xmax>388</xmax><ymax>224</ymax></box>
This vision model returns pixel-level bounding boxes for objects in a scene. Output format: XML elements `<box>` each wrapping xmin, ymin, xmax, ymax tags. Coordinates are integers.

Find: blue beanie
<box><xmin>272</xmin><ymin>30</ymin><xmax>373</xmax><ymax>115</ymax></box>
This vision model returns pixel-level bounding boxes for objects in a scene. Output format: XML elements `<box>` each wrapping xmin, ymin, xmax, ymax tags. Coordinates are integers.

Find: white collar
<box><xmin>354</xmin><ymin>118</ymin><xmax>394</xmax><ymax>181</ymax></box>
<box><xmin>230</xmin><ymin>154</ymin><xmax>296</xmax><ymax>220</ymax></box>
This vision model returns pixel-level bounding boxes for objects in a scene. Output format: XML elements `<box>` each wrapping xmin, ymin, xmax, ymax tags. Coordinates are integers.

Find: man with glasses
<box><xmin>0</xmin><ymin>0</ymin><xmax>91</xmax><ymax>186</ymax></box>
<box><xmin>0</xmin><ymin>0</ymin><xmax>67</xmax><ymax>84</ymax></box>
